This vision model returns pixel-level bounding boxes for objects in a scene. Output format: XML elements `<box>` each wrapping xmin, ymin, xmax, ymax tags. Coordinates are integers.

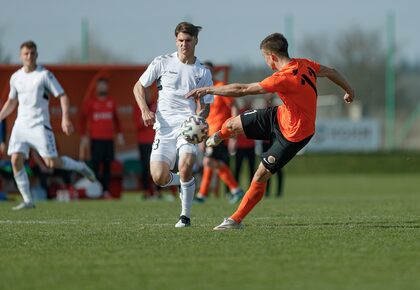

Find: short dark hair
<box><xmin>260</xmin><ymin>33</ymin><xmax>289</xmax><ymax>58</ymax></box>
<box><xmin>175</xmin><ymin>22</ymin><xmax>202</xmax><ymax>38</ymax></box>
<box><xmin>20</xmin><ymin>40</ymin><xmax>37</xmax><ymax>50</ymax></box>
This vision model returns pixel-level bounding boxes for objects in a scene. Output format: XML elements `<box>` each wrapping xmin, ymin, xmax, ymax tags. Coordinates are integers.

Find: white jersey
<box><xmin>139</xmin><ymin>52</ymin><xmax>213</xmax><ymax>130</ymax></box>
<box><xmin>9</xmin><ymin>65</ymin><xmax>64</xmax><ymax>128</ymax></box>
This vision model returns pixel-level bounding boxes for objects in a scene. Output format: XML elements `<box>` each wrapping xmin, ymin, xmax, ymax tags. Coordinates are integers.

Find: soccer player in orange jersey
<box><xmin>194</xmin><ymin>62</ymin><xmax>244</xmax><ymax>204</ymax></box>
<box><xmin>186</xmin><ymin>33</ymin><xmax>354</xmax><ymax>230</ymax></box>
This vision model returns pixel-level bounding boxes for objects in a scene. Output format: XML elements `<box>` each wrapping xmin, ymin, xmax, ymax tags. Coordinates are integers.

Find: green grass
<box><xmin>0</xmin><ymin>174</ymin><xmax>419</xmax><ymax>290</ymax></box>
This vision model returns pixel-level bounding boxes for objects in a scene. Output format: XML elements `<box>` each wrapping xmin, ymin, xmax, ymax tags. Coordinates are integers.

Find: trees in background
<box><xmin>299</xmin><ymin>27</ymin><xmax>387</xmax><ymax>118</ymax></box>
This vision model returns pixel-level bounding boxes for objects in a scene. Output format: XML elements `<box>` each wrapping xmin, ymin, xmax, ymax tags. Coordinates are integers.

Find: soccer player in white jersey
<box><xmin>0</xmin><ymin>41</ymin><xmax>96</xmax><ymax>210</ymax></box>
<box><xmin>133</xmin><ymin>22</ymin><xmax>214</xmax><ymax>228</ymax></box>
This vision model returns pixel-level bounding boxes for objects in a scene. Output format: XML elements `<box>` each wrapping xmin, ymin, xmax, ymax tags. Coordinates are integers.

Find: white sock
<box><xmin>180</xmin><ymin>177</ymin><xmax>195</xmax><ymax>218</ymax></box>
<box><xmin>60</xmin><ymin>156</ymin><xmax>84</xmax><ymax>171</ymax></box>
<box><xmin>179</xmin><ymin>186</ymin><xmax>183</xmax><ymax>201</ymax></box>
<box><xmin>161</xmin><ymin>172</ymin><xmax>181</xmax><ymax>187</ymax></box>
<box><xmin>14</xmin><ymin>169</ymin><xmax>32</xmax><ymax>203</ymax></box>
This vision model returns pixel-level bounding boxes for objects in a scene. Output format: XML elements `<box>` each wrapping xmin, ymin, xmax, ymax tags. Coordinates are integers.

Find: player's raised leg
<box><xmin>150</xmin><ymin>161</ymin><xmax>181</xmax><ymax>189</ymax></box>
<box><xmin>32</xmin><ymin>125</ymin><xmax>97</xmax><ymax>182</ymax></box>
<box><xmin>206</xmin><ymin>116</ymin><xmax>244</xmax><ymax>147</ymax></box>
<box><xmin>43</xmin><ymin>156</ymin><xmax>96</xmax><ymax>182</ymax></box>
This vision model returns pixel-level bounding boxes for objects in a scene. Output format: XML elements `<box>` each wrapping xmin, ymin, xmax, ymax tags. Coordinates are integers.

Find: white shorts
<box><xmin>150</xmin><ymin>126</ymin><xmax>197</xmax><ymax>170</ymax></box>
<box><xmin>7</xmin><ymin>123</ymin><xmax>58</xmax><ymax>159</ymax></box>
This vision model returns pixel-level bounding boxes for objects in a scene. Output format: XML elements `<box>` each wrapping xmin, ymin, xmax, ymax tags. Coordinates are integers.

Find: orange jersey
<box><xmin>206</xmin><ymin>81</ymin><xmax>234</xmax><ymax>135</ymax></box>
<box><xmin>259</xmin><ymin>58</ymin><xmax>320</xmax><ymax>142</ymax></box>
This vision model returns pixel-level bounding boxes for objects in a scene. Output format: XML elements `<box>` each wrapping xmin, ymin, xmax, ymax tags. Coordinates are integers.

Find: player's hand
<box><xmin>142</xmin><ymin>109</ymin><xmax>156</xmax><ymax>127</ymax></box>
<box><xmin>344</xmin><ymin>89</ymin><xmax>355</xmax><ymax>104</ymax></box>
<box><xmin>185</xmin><ymin>87</ymin><xmax>209</xmax><ymax>100</ymax></box>
<box><xmin>62</xmin><ymin>118</ymin><xmax>74</xmax><ymax>136</ymax></box>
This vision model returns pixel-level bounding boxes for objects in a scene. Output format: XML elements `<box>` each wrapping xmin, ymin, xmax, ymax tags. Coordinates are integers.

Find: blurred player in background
<box><xmin>187</xmin><ymin>33</ymin><xmax>354</xmax><ymax>230</ymax></box>
<box><xmin>133</xmin><ymin>22</ymin><xmax>213</xmax><ymax>227</ymax></box>
<box><xmin>234</xmin><ymin>99</ymin><xmax>256</xmax><ymax>189</ymax></box>
<box><xmin>80</xmin><ymin>78</ymin><xmax>124</xmax><ymax>198</ymax></box>
<box><xmin>0</xmin><ymin>41</ymin><xmax>96</xmax><ymax>210</ymax></box>
<box><xmin>262</xmin><ymin>93</ymin><xmax>284</xmax><ymax>198</ymax></box>
<box><xmin>194</xmin><ymin>61</ymin><xmax>243</xmax><ymax>204</ymax></box>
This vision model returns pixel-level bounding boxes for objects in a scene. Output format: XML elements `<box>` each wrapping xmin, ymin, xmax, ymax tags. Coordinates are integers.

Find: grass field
<box><xmin>1</xmin><ymin>174</ymin><xmax>419</xmax><ymax>290</ymax></box>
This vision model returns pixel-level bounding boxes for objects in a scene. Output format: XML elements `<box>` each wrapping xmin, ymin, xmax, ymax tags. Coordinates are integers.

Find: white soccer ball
<box><xmin>181</xmin><ymin>115</ymin><xmax>209</xmax><ymax>144</ymax></box>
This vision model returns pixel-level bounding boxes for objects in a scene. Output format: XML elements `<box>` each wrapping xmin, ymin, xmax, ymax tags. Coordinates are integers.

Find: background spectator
<box><xmin>80</xmin><ymin>77</ymin><xmax>124</xmax><ymax>197</ymax></box>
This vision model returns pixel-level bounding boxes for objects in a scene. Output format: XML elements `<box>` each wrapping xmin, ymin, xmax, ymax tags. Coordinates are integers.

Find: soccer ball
<box><xmin>181</xmin><ymin>115</ymin><xmax>209</xmax><ymax>144</ymax></box>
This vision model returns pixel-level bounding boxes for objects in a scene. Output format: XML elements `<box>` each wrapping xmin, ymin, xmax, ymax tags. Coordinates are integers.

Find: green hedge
<box><xmin>284</xmin><ymin>152</ymin><xmax>420</xmax><ymax>174</ymax></box>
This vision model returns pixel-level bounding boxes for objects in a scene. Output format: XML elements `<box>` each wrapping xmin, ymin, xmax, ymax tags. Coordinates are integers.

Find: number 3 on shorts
<box><xmin>152</xmin><ymin>139</ymin><xmax>160</xmax><ymax>150</ymax></box>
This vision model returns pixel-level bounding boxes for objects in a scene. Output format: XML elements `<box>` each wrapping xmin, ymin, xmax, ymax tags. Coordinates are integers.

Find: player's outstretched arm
<box><xmin>133</xmin><ymin>80</ymin><xmax>155</xmax><ymax>127</ymax></box>
<box><xmin>0</xmin><ymin>99</ymin><xmax>18</xmax><ymax>122</ymax></box>
<box><xmin>317</xmin><ymin>65</ymin><xmax>355</xmax><ymax>104</ymax></box>
<box><xmin>59</xmin><ymin>94</ymin><xmax>74</xmax><ymax>136</ymax></box>
<box><xmin>186</xmin><ymin>82</ymin><xmax>267</xmax><ymax>99</ymax></box>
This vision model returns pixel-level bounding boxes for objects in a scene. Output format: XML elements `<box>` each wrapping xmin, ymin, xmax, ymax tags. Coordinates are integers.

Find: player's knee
<box><xmin>225</xmin><ymin>119</ymin><xmax>235</xmax><ymax>131</ymax></box>
<box><xmin>151</xmin><ymin>172</ymin><xmax>168</xmax><ymax>186</ymax></box>
<box><xmin>254</xmin><ymin>162</ymin><xmax>273</xmax><ymax>182</ymax></box>
<box><xmin>11</xmin><ymin>154</ymin><xmax>25</xmax><ymax>172</ymax></box>
<box><xmin>225</xmin><ymin>116</ymin><xmax>242</xmax><ymax>134</ymax></box>
<box><xmin>152</xmin><ymin>176</ymin><xmax>166</xmax><ymax>186</ymax></box>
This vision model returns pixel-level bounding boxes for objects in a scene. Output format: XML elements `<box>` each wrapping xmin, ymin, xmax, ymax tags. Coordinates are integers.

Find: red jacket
<box><xmin>80</xmin><ymin>96</ymin><xmax>121</xmax><ymax>140</ymax></box>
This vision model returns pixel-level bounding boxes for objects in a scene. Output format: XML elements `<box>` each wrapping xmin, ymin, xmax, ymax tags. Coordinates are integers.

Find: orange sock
<box><xmin>198</xmin><ymin>167</ymin><xmax>213</xmax><ymax>197</ymax></box>
<box><xmin>217</xmin><ymin>163</ymin><xmax>239</xmax><ymax>191</ymax></box>
<box><xmin>230</xmin><ymin>180</ymin><xmax>267</xmax><ymax>223</ymax></box>
<box><xmin>218</xmin><ymin>117</ymin><xmax>235</xmax><ymax>139</ymax></box>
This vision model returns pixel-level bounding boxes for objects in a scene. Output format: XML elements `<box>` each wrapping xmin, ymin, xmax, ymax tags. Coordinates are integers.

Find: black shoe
<box><xmin>175</xmin><ymin>215</ymin><xmax>191</xmax><ymax>228</ymax></box>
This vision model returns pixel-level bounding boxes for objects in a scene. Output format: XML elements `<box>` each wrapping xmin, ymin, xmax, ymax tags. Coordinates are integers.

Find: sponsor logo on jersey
<box><xmin>93</xmin><ymin>112</ymin><xmax>113</xmax><ymax>120</ymax></box>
